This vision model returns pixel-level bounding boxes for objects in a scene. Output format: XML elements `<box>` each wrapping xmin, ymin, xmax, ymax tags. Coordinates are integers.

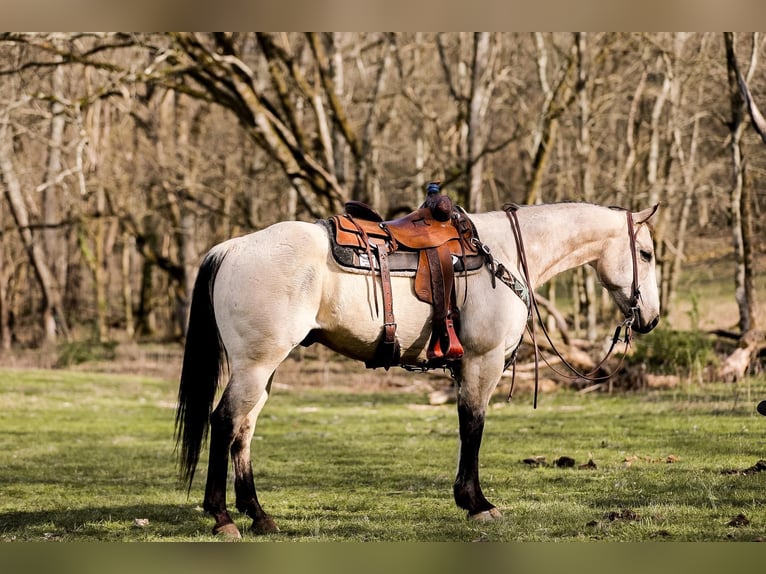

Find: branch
<box><xmin>306</xmin><ymin>33</ymin><xmax>363</xmax><ymax>161</ymax></box>
<box><xmin>736</xmin><ymin>62</ymin><xmax>766</xmax><ymax>145</ymax></box>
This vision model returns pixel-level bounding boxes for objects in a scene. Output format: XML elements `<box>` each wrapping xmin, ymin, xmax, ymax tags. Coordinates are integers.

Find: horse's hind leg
<box><xmin>231</xmin><ymin>373</ymin><xmax>279</xmax><ymax>534</ymax></box>
<box><xmin>204</xmin><ymin>365</ymin><xmax>275</xmax><ymax>538</ymax></box>
<box><xmin>203</xmin><ymin>399</ymin><xmax>240</xmax><ymax>537</ymax></box>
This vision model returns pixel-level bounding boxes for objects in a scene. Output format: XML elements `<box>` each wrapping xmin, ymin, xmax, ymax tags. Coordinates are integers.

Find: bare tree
<box><xmin>716</xmin><ymin>32</ymin><xmax>765</xmax><ymax>382</ymax></box>
<box><xmin>0</xmin><ymin>32</ymin><xmax>762</xmax><ymax>365</ymax></box>
<box><xmin>1</xmin><ymin>107</ymin><xmax>70</xmax><ymax>344</ymax></box>
<box><xmin>0</xmin><ymin>229</ymin><xmax>15</xmax><ymax>351</ymax></box>
<box><xmin>724</xmin><ymin>32</ymin><xmax>759</xmax><ymax>335</ymax></box>
<box><xmin>524</xmin><ymin>33</ymin><xmax>576</xmax><ymax>205</ymax></box>
<box><xmin>664</xmin><ymin>34</ymin><xmax>711</xmax><ymax>315</ymax></box>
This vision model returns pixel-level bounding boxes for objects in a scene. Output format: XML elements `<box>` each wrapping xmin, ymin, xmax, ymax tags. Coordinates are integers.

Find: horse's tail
<box><xmin>174</xmin><ymin>245</ymin><xmax>230</xmax><ymax>491</ymax></box>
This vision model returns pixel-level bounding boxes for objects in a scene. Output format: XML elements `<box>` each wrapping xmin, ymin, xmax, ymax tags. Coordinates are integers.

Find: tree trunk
<box><xmin>135</xmin><ymin>213</ymin><xmax>159</xmax><ymax>337</ymax></box>
<box><xmin>42</xmin><ymin>65</ymin><xmax>68</xmax><ymax>294</ymax></box>
<box><xmin>0</xmin><ymin>246</ymin><xmax>11</xmax><ymax>351</ymax></box>
<box><xmin>75</xmin><ymin>95</ymin><xmax>111</xmax><ymax>342</ymax></box>
<box><xmin>121</xmin><ymin>232</ymin><xmax>135</xmax><ymax>339</ymax></box>
<box><xmin>575</xmin><ymin>33</ymin><xmax>598</xmax><ymax>341</ymax></box>
<box><xmin>0</xmin><ymin>117</ymin><xmax>70</xmax><ymax>344</ymax></box>
<box><xmin>467</xmin><ymin>32</ymin><xmax>491</xmax><ymax>212</ymax></box>
<box><xmin>667</xmin><ymin>99</ymin><xmax>702</xmax><ymax>316</ymax></box>
<box><xmin>614</xmin><ymin>68</ymin><xmax>647</xmax><ymax>205</ymax></box>
<box><xmin>525</xmin><ymin>33</ymin><xmax>575</xmax><ymax>205</ymax></box>
<box><xmin>647</xmin><ymin>65</ymin><xmax>671</xmax><ymax>208</ymax></box>
<box><xmin>724</xmin><ymin>32</ymin><xmax>758</xmax><ymax>334</ymax></box>
<box><xmin>166</xmin><ymin>93</ymin><xmax>199</xmax><ymax>339</ymax></box>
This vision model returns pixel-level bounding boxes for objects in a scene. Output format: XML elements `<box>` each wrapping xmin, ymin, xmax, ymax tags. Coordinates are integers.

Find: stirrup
<box><xmin>427</xmin><ymin>318</ymin><xmax>464</xmax><ymax>361</ymax></box>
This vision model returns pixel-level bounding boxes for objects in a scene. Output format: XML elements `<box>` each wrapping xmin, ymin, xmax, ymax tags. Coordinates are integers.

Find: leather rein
<box><xmin>502</xmin><ymin>204</ymin><xmax>642</xmax><ymax>408</ymax></box>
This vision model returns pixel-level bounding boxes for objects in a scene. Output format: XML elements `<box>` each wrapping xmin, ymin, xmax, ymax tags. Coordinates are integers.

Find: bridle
<box><xmin>502</xmin><ymin>204</ymin><xmax>643</xmax><ymax>408</ymax></box>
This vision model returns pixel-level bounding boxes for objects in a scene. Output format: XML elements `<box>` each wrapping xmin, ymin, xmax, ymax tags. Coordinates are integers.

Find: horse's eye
<box><xmin>640</xmin><ymin>250</ymin><xmax>652</xmax><ymax>263</ymax></box>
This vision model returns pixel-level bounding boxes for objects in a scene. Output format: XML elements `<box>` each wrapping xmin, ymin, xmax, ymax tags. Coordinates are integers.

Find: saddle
<box><xmin>328</xmin><ymin>182</ymin><xmax>479</xmax><ymax>369</ymax></box>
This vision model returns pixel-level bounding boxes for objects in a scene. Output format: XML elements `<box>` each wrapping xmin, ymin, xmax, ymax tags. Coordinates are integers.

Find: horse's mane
<box><xmin>500</xmin><ymin>200</ymin><xmax>608</xmax><ymax>212</ymax></box>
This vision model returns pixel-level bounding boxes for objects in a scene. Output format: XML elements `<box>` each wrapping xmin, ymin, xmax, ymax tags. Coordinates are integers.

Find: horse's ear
<box><xmin>633</xmin><ymin>204</ymin><xmax>659</xmax><ymax>225</ymax></box>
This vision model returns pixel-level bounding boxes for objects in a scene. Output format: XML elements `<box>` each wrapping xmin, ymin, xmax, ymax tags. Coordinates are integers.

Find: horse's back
<box><xmin>212</xmin><ymin>220</ymin><xmax>328</xmax><ymax>259</ymax></box>
<box><xmin>210</xmin><ymin>221</ymin><xmax>330</xmax><ymax>356</ymax></box>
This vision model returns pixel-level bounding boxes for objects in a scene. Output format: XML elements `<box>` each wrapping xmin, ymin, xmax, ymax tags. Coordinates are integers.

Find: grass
<box><xmin>0</xmin><ymin>365</ymin><xmax>765</xmax><ymax>542</ymax></box>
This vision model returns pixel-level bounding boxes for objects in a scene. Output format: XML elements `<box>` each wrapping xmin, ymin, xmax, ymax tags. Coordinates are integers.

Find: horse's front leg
<box><xmin>452</xmin><ymin>351</ymin><xmax>504</xmax><ymax>521</ymax></box>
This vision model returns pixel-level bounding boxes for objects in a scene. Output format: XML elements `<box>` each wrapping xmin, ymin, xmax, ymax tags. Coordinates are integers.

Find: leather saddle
<box><xmin>327</xmin><ymin>183</ymin><xmax>479</xmax><ymax>370</ymax></box>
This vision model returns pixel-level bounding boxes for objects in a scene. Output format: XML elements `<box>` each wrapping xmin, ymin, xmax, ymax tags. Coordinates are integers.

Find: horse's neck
<box><xmin>472</xmin><ymin>204</ymin><xmax>624</xmax><ymax>288</ymax></box>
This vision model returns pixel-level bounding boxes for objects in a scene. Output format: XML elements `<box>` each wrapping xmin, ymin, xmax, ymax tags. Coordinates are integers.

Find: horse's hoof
<box><xmin>468</xmin><ymin>507</ymin><xmax>503</xmax><ymax>522</ymax></box>
<box><xmin>212</xmin><ymin>522</ymin><xmax>242</xmax><ymax>539</ymax></box>
<box><xmin>251</xmin><ymin>516</ymin><xmax>280</xmax><ymax>535</ymax></box>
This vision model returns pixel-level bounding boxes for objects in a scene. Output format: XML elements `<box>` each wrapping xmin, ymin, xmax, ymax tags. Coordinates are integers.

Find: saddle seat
<box><xmin>327</xmin><ymin>184</ymin><xmax>479</xmax><ymax>370</ymax></box>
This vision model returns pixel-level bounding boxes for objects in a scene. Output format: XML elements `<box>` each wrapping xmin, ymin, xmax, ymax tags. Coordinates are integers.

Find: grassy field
<box><xmin>0</xmin><ymin>364</ymin><xmax>765</xmax><ymax>542</ymax></box>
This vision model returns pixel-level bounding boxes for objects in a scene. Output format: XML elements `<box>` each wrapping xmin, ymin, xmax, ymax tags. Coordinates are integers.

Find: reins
<box><xmin>502</xmin><ymin>204</ymin><xmax>642</xmax><ymax>408</ymax></box>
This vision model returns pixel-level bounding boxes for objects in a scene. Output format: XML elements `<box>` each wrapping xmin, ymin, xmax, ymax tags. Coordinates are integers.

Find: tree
<box><xmin>717</xmin><ymin>32</ymin><xmax>765</xmax><ymax>382</ymax></box>
<box><xmin>0</xmin><ymin>32</ymin><xmax>762</xmax><ymax>363</ymax></box>
<box><xmin>724</xmin><ymin>32</ymin><xmax>759</xmax><ymax>335</ymax></box>
<box><xmin>524</xmin><ymin>32</ymin><xmax>576</xmax><ymax>205</ymax></box>
<box><xmin>1</xmin><ymin>99</ymin><xmax>71</xmax><ymax>344</ymax></box>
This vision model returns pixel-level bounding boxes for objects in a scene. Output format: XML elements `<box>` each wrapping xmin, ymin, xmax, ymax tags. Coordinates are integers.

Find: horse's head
<box><xmin>595</xmin><ymin>205</ymin><xmax>660</xmax><ymax>334</ymax></box>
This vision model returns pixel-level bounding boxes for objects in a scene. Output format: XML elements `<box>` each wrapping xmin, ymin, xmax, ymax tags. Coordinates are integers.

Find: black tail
<box><xmin>174</xmin><ymin>247</ymin><xmax>229</xmax><ymax>491</ymax></box>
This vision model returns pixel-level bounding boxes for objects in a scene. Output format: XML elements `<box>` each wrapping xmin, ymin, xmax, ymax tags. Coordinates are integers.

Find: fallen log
<box><xmin>718</xmin><ymin>329</ymin><xmax>765</xmax><ymax>383</ymax></box>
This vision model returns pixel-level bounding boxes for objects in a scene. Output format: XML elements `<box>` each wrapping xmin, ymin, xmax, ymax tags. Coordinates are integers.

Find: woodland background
<box><xmin>0</xmin><ymin>32</ymin><xmax>763</xmax><ymax>377</ymax></box>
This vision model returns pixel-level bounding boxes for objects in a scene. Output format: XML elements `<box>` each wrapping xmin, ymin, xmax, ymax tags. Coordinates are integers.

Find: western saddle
<box><xmin>327</xmin><ymin>182</ymin><xmax>479</xmax><ymax>370</ymax></box>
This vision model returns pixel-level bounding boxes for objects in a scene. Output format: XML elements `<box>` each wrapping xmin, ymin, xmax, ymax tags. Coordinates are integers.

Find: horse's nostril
<box><xmin>633</xmin><ymin>313</ymin><xmax>659</xmax><ymax>334</ymax></box>
<box><xmin>641</xmin><ymin>315</ymin><xmax>659</xmax><ymax>333</ymax></box>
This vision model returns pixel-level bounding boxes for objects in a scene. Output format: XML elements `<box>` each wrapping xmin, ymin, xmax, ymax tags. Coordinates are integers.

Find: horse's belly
<box><xmin>315</xmin><ymin>270</ymin><xmax>435</xmax><ymax>363</ymax></box>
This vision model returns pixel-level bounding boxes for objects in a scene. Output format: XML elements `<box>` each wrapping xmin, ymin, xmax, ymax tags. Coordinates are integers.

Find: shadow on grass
<box><xmin>0</xmin><ymin>504</ymin><xmax>210</xmax><ymax>540</ymax></box>
<box><xmin>0</xmin><ymin>501</ymin><xmax>471</xmax><ymax>541</ymax></box>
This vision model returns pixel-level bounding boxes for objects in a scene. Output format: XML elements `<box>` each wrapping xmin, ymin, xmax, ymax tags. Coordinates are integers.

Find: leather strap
<box><xmin>425</xmin><ymin>245</ymin><xmax>463</xmax><ymax>361</ymax></box>
<box><xmin>503</xmin><ymin>204</ymin><xmax>642</xmax><ymax>407</ymax></box>
<box><xmin>426</xmin><ymin>247</ymin><xmax>449</xmax><ymax>323</ymax></box>
<box><xmin>377</xmin><ymin>245</ymin><xmax>396</xmax><ymax>341</ymax></box>
<box><xmin>344</xmin><ymin>214</ymin><xmax>380</xmax><ymax>316</ymax></box>
<box><xmin>625</xmin><ymin>210</ymin><xmax>641</xmax><ymax>317</ymax></box>
<box><xmin>371</xmin><ymin>244</ymin><xmax>400</xmax><ymax>369</ymax></box>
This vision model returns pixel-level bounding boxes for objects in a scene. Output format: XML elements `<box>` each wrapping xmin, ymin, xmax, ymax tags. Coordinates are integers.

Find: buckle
<box><xmin>472</xmin><ymin>237</ymin><xmax>491</xmax><ymax>255</ymax></box>
<box><xmin>624</xmin><ymin>306</ymin><xmax>639</xmax><ymax>326</ymax></box>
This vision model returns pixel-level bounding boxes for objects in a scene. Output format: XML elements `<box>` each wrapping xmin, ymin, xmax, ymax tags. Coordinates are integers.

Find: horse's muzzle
<box><xmin>633</xmin><ymin>314</ymin><xmax>659</xmax><ymax>334</ymax></box>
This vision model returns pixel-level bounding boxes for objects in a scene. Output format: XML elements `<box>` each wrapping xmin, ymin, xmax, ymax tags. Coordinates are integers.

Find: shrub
<box><xmin>628</xmin><ymin>328</ymin><xmax>718</xmax><ymax>377</ymax></box>
<box><xmin>56</xmin><ymin>339</ymin><xmax>118</xmax><ymax>367</ymax></box>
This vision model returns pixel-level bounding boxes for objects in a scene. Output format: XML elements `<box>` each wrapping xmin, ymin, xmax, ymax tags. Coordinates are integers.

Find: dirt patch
<box><xmin>721</xmin><ymin>459</ymin><xmax>766</xmax><ymax>476</ymax></box>
<box><xmin>0</xmin><ymin>343</ymin><xmax>456</xmax><ymax>395</ymax></box>
<box><xmin>727</xmin><ymin>514</ymin><xmax>750</xmax><ymax>527</ymax></box>
<box><xmin>605</xmin><ymin>508</ymin><xmax>641</xmax><ymax>522</ymax></box>
<box><xmin>272</xmin><ymin>354</ymin><xmax>452</xmax><ymax>394</ymax></box>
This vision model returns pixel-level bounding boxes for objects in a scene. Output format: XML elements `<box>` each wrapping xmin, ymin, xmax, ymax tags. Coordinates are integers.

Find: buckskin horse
<box><xmin>175</xmin><ymin>194</ymin><xmax>660</xmax><ymax>538</ymax></box>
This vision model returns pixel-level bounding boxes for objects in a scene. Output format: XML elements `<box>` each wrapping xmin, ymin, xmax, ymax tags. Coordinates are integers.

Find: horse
<box><xmin>175</xmin><ymin>201</ymin><xmax>660</xmax><ymax>538</ymax></box>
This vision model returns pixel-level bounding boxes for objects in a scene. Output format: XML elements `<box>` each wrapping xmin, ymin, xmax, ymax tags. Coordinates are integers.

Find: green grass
<box><xmin>0</xmin><ymin>366</ymin><xmax>765</xmax><ymax>541</ymax></box>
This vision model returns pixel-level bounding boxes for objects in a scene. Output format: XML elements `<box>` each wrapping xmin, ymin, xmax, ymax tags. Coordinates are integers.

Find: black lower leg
<box><xmin>203</xmin><ymin>413</ymin><xmax>236</xmax><ymax>530</ymax></box>
<box><xmin>453</xmin><ymin>401</ymin><xmax>495</xmax><ymax>515</ymax></box>
<box><xmin>231</xmin><ymin>421</ymin><xmax>279</xmax><ymax>534</ymax></box>
<box><xmin>232</xmin><ymin>460</ymin><xmax>279</xmax><ymax>533</ymax></box>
